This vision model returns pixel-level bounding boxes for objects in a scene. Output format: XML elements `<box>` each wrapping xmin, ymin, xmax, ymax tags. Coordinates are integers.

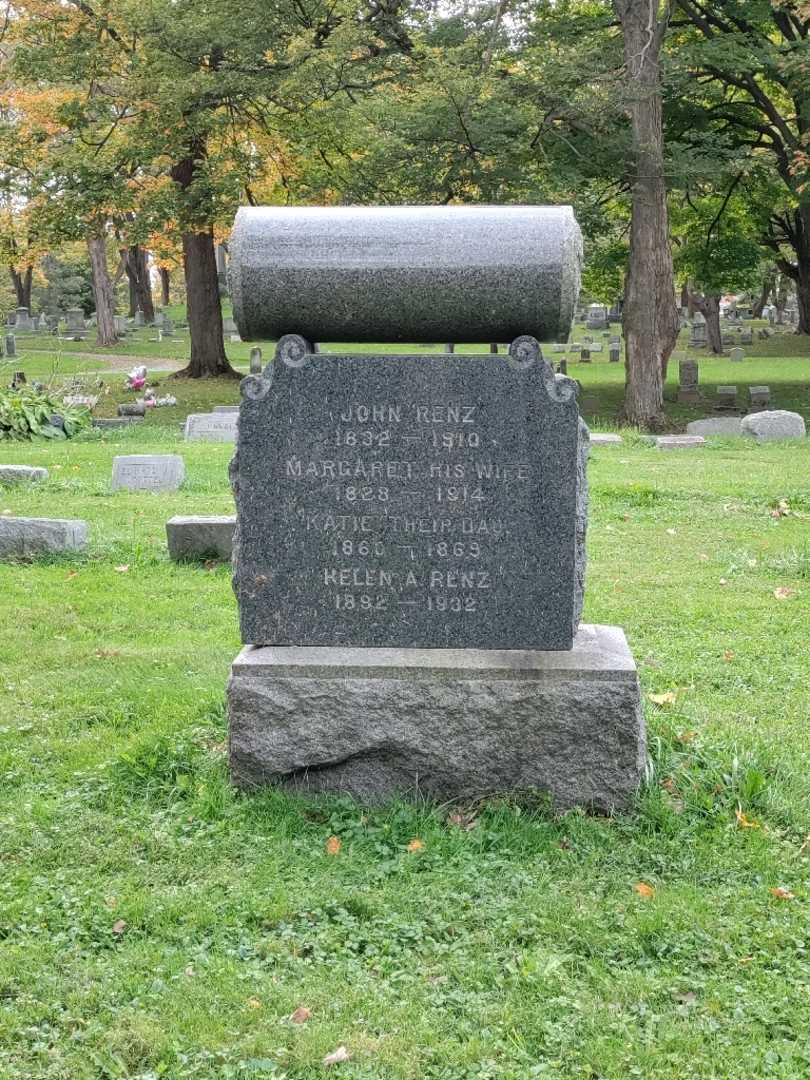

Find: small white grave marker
<box><xmin>111</xmin><ymin>455</ymin><xmax>185</xmax><ymax>491</ymax></box>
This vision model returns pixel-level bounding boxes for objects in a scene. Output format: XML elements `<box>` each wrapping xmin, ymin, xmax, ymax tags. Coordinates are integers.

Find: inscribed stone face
<box><xmin>111</xmin><ymin>455</ymin><xmax>185</xmax><ymax>491</ymax></box>
<box><xmin>232</xmin><ymin>339</ymin><xmax>588</xmax><ymax>651</ymax></box>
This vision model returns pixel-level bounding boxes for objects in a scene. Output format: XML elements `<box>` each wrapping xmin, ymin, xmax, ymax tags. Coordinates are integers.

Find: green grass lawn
<box><xmin>1</xmin><ymin>416</ymin><xmax>810</xmax><ymax>1075</ymax></box>
<box><xmin>1</xmin><ymin>350</ymin><xmax>810</xmax><ymax>1077</ymax></box>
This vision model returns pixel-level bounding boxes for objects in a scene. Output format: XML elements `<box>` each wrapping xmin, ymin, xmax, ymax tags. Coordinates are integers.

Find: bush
<box><xmin>0</xmin><ymin>384</ymin><xmax>91</xmax><ymax>440</ymax></box>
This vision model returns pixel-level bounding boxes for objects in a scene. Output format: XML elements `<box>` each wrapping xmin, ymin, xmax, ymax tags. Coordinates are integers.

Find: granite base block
<box><xmin>227</xmin><ymin>624</ymin><xmax>645</xmax><ymax>812</ymax></box>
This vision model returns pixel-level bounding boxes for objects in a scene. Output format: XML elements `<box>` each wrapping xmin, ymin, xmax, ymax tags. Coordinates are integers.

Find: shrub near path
<box><xmin>0</xmin><ymin>377</ymin><xmax>809</xmax><ymax>1076</ymax></box>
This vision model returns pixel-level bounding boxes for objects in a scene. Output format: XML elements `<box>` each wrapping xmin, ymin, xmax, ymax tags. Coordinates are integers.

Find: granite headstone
<box><xmin>232</xmin><ymin>335</ymin><xmax>588</xmax><ymax>651</ymax></box>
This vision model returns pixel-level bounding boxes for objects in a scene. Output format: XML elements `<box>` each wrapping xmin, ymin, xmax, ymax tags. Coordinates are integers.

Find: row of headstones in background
<box><xmin>0</xmin><ymin>511</ymin><xmax>235</xmax><ymax>561</ymax></box>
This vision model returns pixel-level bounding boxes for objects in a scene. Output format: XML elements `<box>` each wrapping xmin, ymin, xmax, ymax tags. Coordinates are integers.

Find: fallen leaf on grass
<box><xmin>723</xmin><ymin>650</ymin><xmax>735</xmax><ymax>662</ymax></box>
<box><xmin>666</xmin><ymin>528</ymin><xmax>677</xmax><ymax>536</ymax></box>
<box><xmin>798</xmin><ymin>835</ymin><xmax>810</xmax><ymax>856</ymax></box>
<box><xmin>676</xmin><ymin>730</ymin><xmax>697</xmax><ymax>744</ymax></box>
<box><xmin>66</xmin><ymin>571</ymin><xmax>78</xmax><ymax>580</ymax></box>
<box><xmin>323</xmin><ymin>1046</ymin><xmax>351</xmax><ymax>1066</ymax></box>
<box><xmin>406</xmin><ymin>837</ymin><xmax>425</xmax><ymax>852</ymax></box>
<box><xmin>633</xmin><ymin>882</ymin><xmax>655</xmax><ymax>899</ymax></box>
<box><xmin>648</xmin><ymin>691</ymin><xmax>676</xmax><ymax>706</ymax></box>
<box><xmin>770</xmin><ymin>887</ymin><xmax>795</xmax><ymax>900</ymax></box>
<box><xmin>773</xmin><ymin>587</ymin><xmax>797</xmax><ymax>600</ymax></box>
<box><xmin>289</xmin><ymin>1006</ymin><xmax>312</xmax><ymax>1024</ymax></box>
<box><xmin>719</xmin><ymin>577</ymin><xmax>729</xmax><ymax>586</ymax></box>
<box><xmin>735</xmin><ymin>807</ymin><xmax>759</xmax><ymax>829</ymax></box>
<box><xmin>447</xmin><ymin>810</ymin><xmax>478</xmax><ymax>831</ymax></box>
<box><xmin>95</xmin><ymin>649</ymin><xmax>121</xmax><ymax>659</ymax></box>
<box><xmin>112</xmin><ymin>919</ymin><xmax>127</xmax><ymax>935</ymax></box>
<box><xmin>698</xmin><ymin>553</ymin><xmax>709</xmax><ymax>562</ymax></box>
<box><xmin>114</xmin><ymin>564</ymin><xmax>130</xmax><ymax>574</ymax></box>
<box><xmin>325</xmin><ymin>835</ymin><xmax>342</xmax><ymax>856</ymax></box>
<box><xmin>247</xmin><ymin>997</ymin><xmax>262</xmax><ymax>1010</ymax></box>
<box><xmin>673</xmin><ymin>990</ymin><xmax>697</xmax><ymax>1006</ymax></box>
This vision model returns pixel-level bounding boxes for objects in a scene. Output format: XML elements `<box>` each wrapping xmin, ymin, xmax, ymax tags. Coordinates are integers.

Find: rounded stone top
<box><xmin>229</xmin><ymin>205</ymin><xmax>582</xmax><ymax>345</ymax></box>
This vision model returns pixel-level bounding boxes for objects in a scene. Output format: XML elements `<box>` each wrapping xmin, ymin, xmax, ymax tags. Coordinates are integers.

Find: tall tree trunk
<box><xmin>751</xmin><ymin>275</ymin><xmax>772</xmax><ymax>319</ymax></box>
<box><xmin>128</xmin><ymin>268</ymin><xmax>138</xmax><ymax>317</ymax></box>
<box><xmin>614</xmin><ymin>0</ymin><xmax>679</xmax><ymax>430</ymax></box>
<box><xmin>123</xmin><ymin>245</ymin><xmax>155</xmax><ymax>322</ymax></box>
<box><xmin>173</xmin><ymin>229</ymin><xmax>235</xmax><ymax>378</ymax></box>
<box><xmin>691</xmin><ymin>293</ymin><xmax>722</xmax><ymax>354</ymax></box>
<box><xmin>9</xmin><ymin>266</ymin><xmax>33</xmax><ymax>309</ymax></box>
<box><xmin>170</xmin><ymin>148</ymin><xmax>237</xmax><ymax>378</ymax></box>
<box><xmin>778</xmin><ymin>206</ymin><xmax>810</xmax><ymax>334</ymax></box>
<box><xmin>87</xmin><ymin>229</ymin><xmax>118</xmax><ymax>347</ymax></box>
<box><xmin>159</xmin><ymin>267</ymin><xmax>171</xmax><ymax>307</ymax></box>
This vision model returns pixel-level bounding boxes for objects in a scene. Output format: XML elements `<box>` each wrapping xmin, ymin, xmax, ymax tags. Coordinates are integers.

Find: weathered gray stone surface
<box><xmin>227</xmin><ymin>624</ymin><xmax>645</xmax><ymax>811</ymax></box>
<box><xmin>111</xmin><ymin>454</ymin><xmax>185</xmax><ymax>491</ymax></box>
<box><xmin>229</xmin><ymin>205</ymin><xmax>583</xmax><ymax>344</ymax></box>
<box><xmin>184</xmin><ymin>412</ymin><xmax>238</xmax><ymax>442</ymax></box>
<box><xmin>656</xmin><ymin>435</ymin><xmax>706</xmax><ymax>450</ymax></box>
<box><xmin>232</xmin><ymin>336</ymin><xmax>588</xmax><ymax>650</ymax></box>
<box><xmin>589</xmin><ymin>433</ymin><xmax>623</xmax><ymax>445</ymax></box>
<box><xmin>166</xmin><ymin>515</ymin><xmax>236</xmax><ymax>561</ymax></box>
<box><xmin>0</xmin><ymin>465</ymin><xmax>48</xmax><ymax>485</ymax></box>
<box><xmin>92</xmin><ymin>417</ymin><xmax>143</xmax><ymax>429</ymax></box>
<box><xmin>740</xmin><ymin>410</ymin><xmax>806</xmax><ymax>441</ymax></box>
<box><xmin>0</xmin><ymin>516</ymin><xmax>87</xmax><ymax>557</ymax></box>
<box><xmin>686</xmin><ymin>417</ymin><xmax>743</xmax><ymax>437</ymax></box>
<box><xmin>213</xmin><ymin>405</ymin><xmax>240</xmax><ymax>413</ymax></box>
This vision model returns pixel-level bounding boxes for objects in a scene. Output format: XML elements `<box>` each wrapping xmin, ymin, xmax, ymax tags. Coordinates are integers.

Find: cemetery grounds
<box><xmin>0</xmin><ymin>320</ymin><xmax>808</xmax><ymax>1079</ymax></box>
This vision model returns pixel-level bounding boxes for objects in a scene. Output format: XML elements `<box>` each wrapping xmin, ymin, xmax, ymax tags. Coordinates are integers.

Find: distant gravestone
<box><xmin>729</xmin><ymin>347</ymin><xmax>744</xmax><ymax>363</ymax></box>
<box><xmin>716</xmin><ymin>385</ymin><xmax>738</xmax><ymax>411</ymax></box>
<box><xmin>740</xmin><ymin>410</ymin><xmax>805</xmax><ymax>441</ymax></box>
<box><xmin>63</xmin><ymin>394</ymin><xmax>98</xmax><ymax>409</ymax></box>
<box><xmin>166</xmin><ymin>515</ymin><xmax>236</xmax><ymax>561</ymax></box>
<box><xmin>0</xmin><ymin>465</ymin><xmax>48</xmax><ymax>485</ymax></box>
<box><xmin>590</xmin><ymin>433</ymin><xmax>622</xmax><ymax>445</ymax></box>
<box><xmin>65</xmin><ymin>308</ymin><xmax>85</xmax><ymax>333</ymax></box>
<box><xmin>92</xmin><ymin>417</ymin><xmax>144</xmax><ymax>429</ymax></box>
<box><xmin>223</xmin><ymin>316</ymin><xmax>238</xmax><ymax>334</ymax></box>
<box><xmin>586</xmin><ymin>303</ymin><xmax>608</xmax><ymax>330</ymax></box>
<box><xmin>249</xmin><ymin>347</ymin><xmax>263</xmax><ymax>374</ymax></box>
<box><xmin>134</xmin><ymin>308</ymin><xmax>145</xmax><ymax>327</ymax></box>
<box><xmin>741</xmin><ymin>328</ymin><xmax>753</xmax><ymax>345</ymax></box>
<box><xmin>14</xmin><ymin>307</ymin><xmax>33</xmax><ymax>331</ymax></box>
<box><xmin>184</xmin><ymin>412</ymin><xmax>238</xmax><ymax>442</ymax></box>
<box><xmin>580</xmin><ymin>346</ymin><xmax>591</xmax><ymax>363</ymax></box>
<box><xmin>609</xmin><ymin>343</ymin><xmax>620</xmax><ymax>363</ymax></box>
<box><xmin>118</xmin><ymin>403</ymin><xmax>146</xmax><ymax>417</ymax></box>
<box><xmin>114</xmin><ymin>315</ymin><xmax>128</xmax><ymax>335</ymax></box>
<box><xmin>677</xmin><ymin>359</ymin><xmax>700</xmax><ymax>403</ymax></box>
<box><xmin>656</xmin><ymin>435</ymin><xmax>706</xmax><ymax>450</ymax></box>
<box><xmin>5</xmin><ymin>334</ymin><xmax>15</xmax><ymax>357</ymax></box>
<box><xmin>747</xmin><ymin>385</ymin><xmax>770</xmax><ymax>412</ymax></box>
<box><xmin>689</xmin><ymin>313</ymin><xmax>707</xmax><ymax>348</ymax></box>
<box><xmin>686</xmin><ymin>417</ymin><xmax>743</xmax><ymax>437</ymax></box>
<box><xmin>111</xmin><ymin>454</ymin><xmax>185</xmax><ymax>491</ymax></box>
<box><xmin>213</xmin><ymin>405</ymin><xmax>240</xmax><ymax>413</ymax></box>
<box><xmin>0</xmin><ymin>516</ymin><xmax>87</xmax><ymax>557</ymax></box>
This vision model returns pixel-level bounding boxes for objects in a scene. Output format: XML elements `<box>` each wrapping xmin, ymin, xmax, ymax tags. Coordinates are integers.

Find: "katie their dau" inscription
<box><xmin>231</xmin><ymin>338</ymin><xmax>588</xmax><ymax>650</ymax></box>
